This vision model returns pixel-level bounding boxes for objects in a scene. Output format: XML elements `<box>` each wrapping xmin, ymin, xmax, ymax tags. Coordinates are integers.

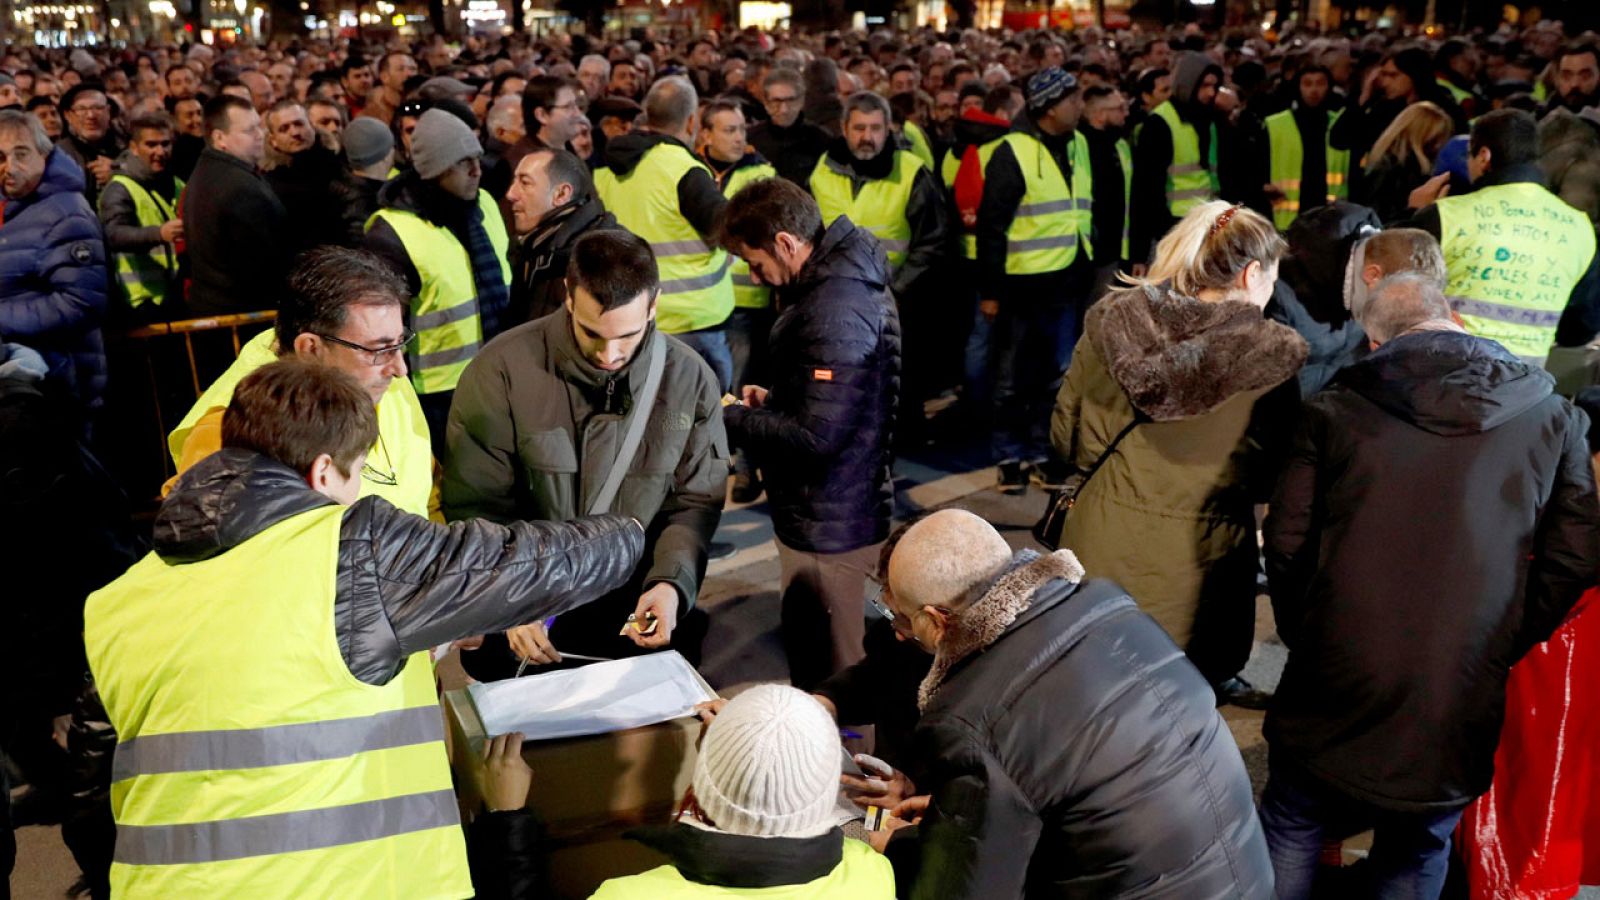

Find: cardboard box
<box><xmin>443</xmin><ymin>687</ymin><xmax>704</xmax><ymax>898</ymax></box>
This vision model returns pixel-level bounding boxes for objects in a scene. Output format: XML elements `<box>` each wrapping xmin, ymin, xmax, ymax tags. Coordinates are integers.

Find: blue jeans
<box><xmin>674</xmin><ymin>323</ymin><xmax>733</xmax><ymax>395</ymax></box>
<box><xmin>989</xmin><ymin>300</ymin><xmax>1079</xmax><ymax>464</ymax></box>
<box><xmin>1258</xmin><ymin>755</ymin><xmax>1465</xmax><ymax>900</ymax></box>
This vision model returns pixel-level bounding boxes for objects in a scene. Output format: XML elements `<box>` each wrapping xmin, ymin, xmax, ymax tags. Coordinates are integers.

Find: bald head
<box><xmin>645</xmin><ymin>75</ymin><xmax>698</xmax><ymax>139</ymax></box>
<box><xmin>888</xmin><ymin>509</ymin><xmax>1013</xmax><ymax>612</ymax></box>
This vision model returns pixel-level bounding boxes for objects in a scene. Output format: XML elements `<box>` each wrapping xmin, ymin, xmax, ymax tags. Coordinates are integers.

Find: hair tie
<box><xmin>1211</xmin><ymin>204</ymin><xmax>1244</xmax><ymax>236</ymax></box>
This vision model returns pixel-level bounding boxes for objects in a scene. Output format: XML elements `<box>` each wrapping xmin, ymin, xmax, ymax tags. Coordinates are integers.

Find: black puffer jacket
<box><xmin>1265</xmin><ymin>330</ymin><xmax>1600</xmax><ymax>811</ymax></box>
<box><xmin>885</xmin><ymin>551</ymin><xmax>1273</xmax><ymax>899</ymax></box>
<box><xmin>723</xmin><ymin>217</ymin><xmax>901</xmax><ymax>554</ymax></box>
<box><xmin>157</xmin><ymin>448</ymin><xmax>646</xmax><ymax>685</ymax></box>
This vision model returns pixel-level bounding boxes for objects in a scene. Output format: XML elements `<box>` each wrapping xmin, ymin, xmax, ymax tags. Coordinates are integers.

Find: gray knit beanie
<box><xmin>409</xmin><ymin>107</ymin><xmax>481</xmax><ymax>180</ymax></box>
<box><xmin>691</xmin><ymin>684</ymin><xmax>841</xmax><ymax>838</ymax></box>
<box><xmin>343</xmin><ymin>116</ymin><xmax>394</xmax><ymax>169</ymax></box>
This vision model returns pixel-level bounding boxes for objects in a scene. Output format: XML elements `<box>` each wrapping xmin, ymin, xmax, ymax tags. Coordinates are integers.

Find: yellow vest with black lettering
<box><xmin>1438</xmin><ymin>181</ymin><xmax>1597</xmax><ymax>363</ymax></box>
<box><xmin>366</xmin><ymin>189</ymin><xmax>510</xmax><ymax>396</ymax></box>
<box><xmin>1265</xmin><ymin>109</ymin><xmax>1350</xmax><ymax>231</ymax></box>
<box><xmin>595</xmin><ymin>143</ymin><xmax>734</xmax><ymax>334</ymax></box>
<box><xmin>167</xmin><ymin>329</ymin><xmax>433</xmax><ymax>517</ymax></box>
<box><xmin>903</xmin><ymin>119</ymin><xmax>936</xmax><ymax>172</ymax></box>
<box><xmin>809</xmin><ymin>149</ymin><xmax>924</xmax><ymax>273</ymax></box>
<box><xmin>100</xmin><ymin>173</ymin><xmax>183</xmax><ymax>309</ymax></box>
<box><xmin>718</xmin><ymin>160</ymin><xmax>778</xmax><ymax>310</ymax></box>
<box><xmin>1149</xmin><ymin>101</ymin><xmax>1218</xmax><ymax>216</ymax></box>
<box><xmin>84</xmin><ymin>505</ymin><xmax>469</xmax><ymax>899</ymax></box>
<box><xmin>590</xmin><ymin>837</ymin><xmax>895</xmax><ymax>899</ymax></box>
<box><xmin>977</xmin><ymin>130</ymin><xmax>1094</xmax><ymax>275</ymax></box>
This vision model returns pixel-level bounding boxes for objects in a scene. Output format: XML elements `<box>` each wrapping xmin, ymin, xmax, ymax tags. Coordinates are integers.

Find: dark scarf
<box><xmin>824</xmin><ymin>135</ymin><xmax>896</xmax><ymax>180</ymax></box>
<box><xmin>462</xmin><ymin>201</ymin><xmax>510</xmax><ymax>342</ymax></box>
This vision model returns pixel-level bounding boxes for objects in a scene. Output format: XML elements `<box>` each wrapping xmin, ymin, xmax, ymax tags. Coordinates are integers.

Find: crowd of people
<box><xmin>4</xmin><ymin>13</ymin><xmax>1600</xmax><ymax>900</ymax></box>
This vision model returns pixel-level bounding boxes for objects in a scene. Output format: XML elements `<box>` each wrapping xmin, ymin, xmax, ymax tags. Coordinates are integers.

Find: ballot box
<box><xmin>442</xmin><ymin>654</ymin><xmax>715</xmax><ymax>899</ymax></box>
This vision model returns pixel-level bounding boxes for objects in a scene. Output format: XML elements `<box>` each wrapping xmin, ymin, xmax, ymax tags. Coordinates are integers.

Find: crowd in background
<box><xmin>3</xmin><ymin>12</ymin><xmax>1600</xmax><ymax>900</ymax></box>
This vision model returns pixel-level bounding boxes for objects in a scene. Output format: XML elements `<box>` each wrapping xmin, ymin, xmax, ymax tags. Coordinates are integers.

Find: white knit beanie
<box><xmin>691</xmin><ymin>684</ymin><xmax>841</xmax><ymax>838</ymax></box>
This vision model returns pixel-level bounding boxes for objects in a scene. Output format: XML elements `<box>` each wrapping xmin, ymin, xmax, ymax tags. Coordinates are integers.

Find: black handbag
<box><xmin>1032</xmin><ymin>414</ymin><xmax>1144</xmax><ymax>550</ymax></box>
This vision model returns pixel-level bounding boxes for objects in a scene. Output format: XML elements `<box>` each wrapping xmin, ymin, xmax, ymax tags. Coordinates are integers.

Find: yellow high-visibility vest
<box><xmin>1438</xmin><ymin>181</ymin><xmax>1597</xmax><ymax>363</ymax></box>
<box><xmin>809</xmin><ymin>149</ymin><xmax>925</xmax><ymax>272</ymax></box>
<box><xmin>1148</xmin><ymin>100</ymin><xmax>1218</xmax><ymax>217</ymax></box>
<box><xmin>717</xmin><ymin>159</ymin><xmax>778</xmax><ymax>310</ymax></box>
<box><xmin>168</xmin><ymin>329</ymin><xmax>433</xmax><ymax>517</ymax></box>
<box><xmin>100</xmin><ymin>173</ymin><xmax>183</xmax><ymax>309</ymax></box>
<box><xmin>977</xmin><ymin>130</ymin><xmax>1094</xmax><ymax>274</ymax></box>
<box><xmin>367</xmin><ymin>189</ymin><xmax>511</xmax><ymax>396</ymax></box>
<box><xmin>1265</xmin><ymin>109</ymin><xmax>1349</xmax><ymax>231</ymax></box>
<box><xmin>85</xmin><ymin>505</ymin><xmax>470</xmax><ymax>899</ymax></box>
<box><xmin>596</xmin><ymin>142</ymin><xmax>735</xmax><ymax>334</ymax></box>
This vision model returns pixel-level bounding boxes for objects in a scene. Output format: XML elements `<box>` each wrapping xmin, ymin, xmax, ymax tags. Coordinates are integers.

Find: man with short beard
<box><xmin>99</xmin><ymin>111</ymin><xmax>185</xmax><ymax>321</ymax></box>
<box><xmin>1544</xmin><ymin>43</ymin><xmax>1600</xmax><ymax>117</ymax></box>
<box><xmin>164</xmin><ymin>94</ymin><xmax>205</xmax><ymax>178</ymax></box>
<box><xmin>810</xmin><ymin>91</ymin><xmax>945</xmax><ymax>437</ymax></box>
<box><xmin>264</xmin><ymin>100</ymin><xmax>353</xmax><ymax>253</ymax></box>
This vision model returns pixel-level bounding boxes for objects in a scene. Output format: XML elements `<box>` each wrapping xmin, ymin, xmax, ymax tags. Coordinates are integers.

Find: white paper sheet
<box><xmin>467</xmin><ymin>650</ymin><xmax>717</xmax><ymax>741</ymax></box>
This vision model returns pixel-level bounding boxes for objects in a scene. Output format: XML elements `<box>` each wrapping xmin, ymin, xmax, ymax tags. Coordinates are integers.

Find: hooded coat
<box><xmin>1264</xmin><ymin>330</ymin><xmax>1600</xmax><ymax>811</ymax></box>
<box><xmin>884</xmin><ymin>550</ymin><xmax>1274</xmax><ymax>900</ymax></box>
<box><xmin>1267</xmin><ymin>202</ymin><xmax>1383</xmax><ymax>396</ymax></box>
<box><xmin>0</xmin><ymin>147</ymin><xmax>108</xmax><ymax>410</ymax></box>
<box><xmin>1050</xmin><ymin>284</ymin><xmax>1307</xmax><ymax>681</ymax></box>
<box><xmin>723</xmin><ymin>217</ymin><xmax>900</xmax><ymax>554</ymax></box>
<box><xmin>1129</xmin><ymin>52</ymin><xmax>1223</xmax><ymax>261</ymax></box>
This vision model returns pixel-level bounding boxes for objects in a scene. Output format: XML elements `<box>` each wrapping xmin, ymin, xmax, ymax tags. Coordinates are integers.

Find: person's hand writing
<box><xmin>841</xmin><ymin>758</ymin><xmax>916</xmax><ymax>810</ymax></box>
<box><xmin>506</xmin><ymin>620</ymin><xmax>559</xmax><ymax>666</ymax></box>
<box><xmin>1408</xmin><ymin>172</ymin><xmax>1451</xmax><ymax>210</ymax></box>
<box><xmin>159</xmin><ymin>219</ymin><xmax>184</xmax><ymax>244</ymax></box>
<box><xmin>481</xmin><ymin>732</ymin><xmax>533</xmax><ymax>812</ymax></box>
<box><xmin>979</xmin><ymin>299</ymin><xmax>999</xmax><ymax>321</ymax></box>
<box><xmin>622</xmin><ymin>583</ymin><xmax>678</xmax><ymax>649</ymax></box>
<box><xmin>740</xmin><ymin>385</ymin><xmax>768</xmax><ymax>410</ymax></box>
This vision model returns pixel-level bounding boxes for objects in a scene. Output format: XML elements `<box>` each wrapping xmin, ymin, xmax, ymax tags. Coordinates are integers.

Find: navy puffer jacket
<box><xmin>724</xmin><ymin>216</ymin><xmax>901</xmax><ymax>553</ymax></box>
<box><xmin>0</xmin><ymin>148</ymin><xmax>108</xmax><ymax>409</ymax></box>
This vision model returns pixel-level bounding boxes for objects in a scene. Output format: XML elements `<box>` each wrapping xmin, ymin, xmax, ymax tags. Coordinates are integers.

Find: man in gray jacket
<box><xmin>443</xmin><ymin>228</ymin><xmax>728</xmax><ymax>672</ymax></box>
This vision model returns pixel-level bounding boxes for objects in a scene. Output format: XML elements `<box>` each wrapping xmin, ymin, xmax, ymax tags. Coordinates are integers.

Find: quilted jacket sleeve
<box><xmin>0</xmin><ymin>195</ymin><xmax>107</xmax><ymax>340</ymax></box>
<box><xmin>334</xmin><ymin>498</ymin><xmax>646</xmax><ymax>684</ymax></box>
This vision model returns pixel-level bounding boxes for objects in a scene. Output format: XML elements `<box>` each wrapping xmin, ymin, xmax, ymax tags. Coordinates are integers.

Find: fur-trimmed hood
<box><xmin>918</xmin><ymin>549</ymin><xmax>1085</xmax><ymax>710</ymax></box>
<box><xmin>1089</xmin><ymin>283</ymin><xmax>1308</xmax><ymax>422</ymax></box>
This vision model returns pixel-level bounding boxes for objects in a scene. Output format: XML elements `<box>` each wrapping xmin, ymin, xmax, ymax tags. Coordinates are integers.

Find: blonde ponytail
<box><xmin>1124</xmin><ymin>201</ymin><xmax>1287</xmax><ymax>298</ymax></box>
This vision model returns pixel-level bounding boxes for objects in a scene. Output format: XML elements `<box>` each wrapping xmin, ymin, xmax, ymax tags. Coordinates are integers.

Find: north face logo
<box><xmin>653</xmin><ymin>411</ymin><xmax>694</xmax><ymax>432</ymax></box>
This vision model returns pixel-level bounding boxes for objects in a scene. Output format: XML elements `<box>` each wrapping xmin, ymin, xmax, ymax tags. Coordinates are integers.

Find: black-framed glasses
<box><xmin>316</xmin><ymin>329</ymin><xmax>415</xmax><ymax>366</ymax></box>
<box><xmin>362</xmin><ymin>433</ymin><xmax>397</xmax><ymax>487</ymax></box>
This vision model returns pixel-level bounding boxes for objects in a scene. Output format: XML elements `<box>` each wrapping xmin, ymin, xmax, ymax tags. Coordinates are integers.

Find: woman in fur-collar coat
<box><xmin>1050</xmin><ymin>202</ymin><xmax>1307</xmax><ymax>696</ymax></box>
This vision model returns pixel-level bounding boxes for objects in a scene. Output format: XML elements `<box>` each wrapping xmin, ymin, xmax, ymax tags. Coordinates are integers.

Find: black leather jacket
<box><xmin>155</xmin><ymin>448</ymin><xmax>646</xmax><ymax>685</ymax></box>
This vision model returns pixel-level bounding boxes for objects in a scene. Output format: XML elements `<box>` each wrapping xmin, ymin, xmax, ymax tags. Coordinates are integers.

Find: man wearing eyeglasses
<box><xmin>747</xmin><ymin>66</ymin><xmax>828</xmax><ymax>186</ymax></box>
<box><xmin>166</xmin><ymin>248</ymin><xmax>434</xmax><ymax>519</ymax></box>
<box><xmin>56</xmin><ymin>81</ymin><xmax>123</xmax><ymax>204</ymax></box>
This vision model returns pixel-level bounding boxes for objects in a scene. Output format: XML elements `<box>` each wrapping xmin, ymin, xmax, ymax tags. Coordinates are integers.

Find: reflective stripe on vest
<box><xmin>719</xmin><ymin>160</ymin><xmax>777</xmax><ymax>309</ymax></box>
<box><xmin>1150</xmin><ymin>101</ymin><xmax>1217</xmax><ymax>216</ymax></box>
<box><xmin>1438</xmin><ymin>181</ymin><xmax>1598</xmax><ymax>363</ymax></box>
<box><xmin>1116</xmin><ymin>138</ymin><xmax>1133</xmax><ymax>261</ymax></box>
<box><xmin>167</xmin><ymin>329</ymin><xmax>434</xmax><ymax>516</ymax></box>
<box><xmin>367</xmin><ymin>190</ymin><xmax>510</xmax><ymax>396</ymax></box>
<box><xmin>977</xmin><ymin>130</ymin><xmax>1093</xmax><ymax>274</ymax></box>
<box><xmin>84</xmin><ymin>507</ymin><xmax>469</xmax><ymax>897</ymax></box>
<box><xmin>100</xmin><ymin>173</ymin><xmax>182</xmax><ymax>309</ymax></box>
<box><xmin>1265</xmin><ymin>109</ymin><xmax>1350</xmax><ymax>231</ymax></box>
<box><xmin>809</xmin><ymin>149</ymin><xmax>924</xmax><ymax>271</ymax></box>
<box><xmin>596</xmin><ymin>142</ymin><xmax>734</xmax><ymax>334</ymax></box>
